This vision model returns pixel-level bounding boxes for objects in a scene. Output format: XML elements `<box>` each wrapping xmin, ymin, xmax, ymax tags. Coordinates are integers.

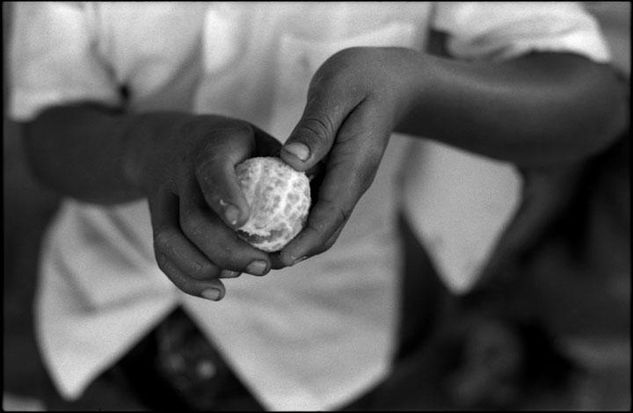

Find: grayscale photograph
<box><xmin>3</xmin><ymin>1</ymin><xmax>630</xmax><ymax>411</ymax></box>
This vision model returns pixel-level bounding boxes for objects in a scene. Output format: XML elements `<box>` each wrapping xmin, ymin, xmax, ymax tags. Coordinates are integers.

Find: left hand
<box><xmin>275</xmin><ymin>46</ymin><xmax>424</xmax><ymax>267</ymax></box>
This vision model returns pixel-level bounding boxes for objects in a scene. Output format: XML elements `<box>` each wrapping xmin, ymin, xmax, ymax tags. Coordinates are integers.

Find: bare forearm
<box><xmin>23</xmin><ymin>103</ymin><xmax>189</xmax><ymax>205</ymax></box>
<box><xmin>396</xmin><ymin>51</ymin><xmax>628</xmax><ymax>166</ymax></box>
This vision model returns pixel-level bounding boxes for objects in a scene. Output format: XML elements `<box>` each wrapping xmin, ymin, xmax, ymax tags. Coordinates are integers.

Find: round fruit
<box><xmin>235</xmin><ymin>157</ymin><xmax>311</xmax><ymax>252</ymax></box>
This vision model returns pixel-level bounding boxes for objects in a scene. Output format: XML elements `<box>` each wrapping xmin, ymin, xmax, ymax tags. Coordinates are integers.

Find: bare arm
<box><xmin>395</xmin><ymin>50</ymin><xmax>627</xmax><ymax>166</ymax></box>
<box><xmin>22</xmin><ymin>103</ymin><xmax>187</xmax><ymax>205</ymax></box>
<box><xmin>275</xmin><ymin>48</ymin><xmax>628</xmax><ymax>265</ymax></box>
<box><xmin>22</xmin><ymin>104</ymin><xmax>284</xmax><ymax>298</ymax></box>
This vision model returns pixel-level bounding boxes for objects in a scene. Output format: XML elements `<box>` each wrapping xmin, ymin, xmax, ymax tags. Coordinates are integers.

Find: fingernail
<box><xmin>246</xmin><ymin>260</ymin><xmax>269</xmax><ymax>276</ymax></box>
<box><xmin>283</xmin><ymin>143</ymin><xmax>310</xmax><ymax>162</ymax></box>
<box><xmin>220</xmin><ymin>270</ymin><xmax>241</xmax><ymax>278</ymax></box>
<box><xmin>201</xmin><ymin>288</ymin><xmax>223</xmax><ymax>301</ymax></box>
<box><xmin>224</xmin><ymin>205</ymin><xmax>240</xmax><ymax>226</ymax></box>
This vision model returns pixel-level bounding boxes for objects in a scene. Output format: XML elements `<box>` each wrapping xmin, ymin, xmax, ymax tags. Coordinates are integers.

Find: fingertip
<box><xmin>223</xmin><ymin>204</ymin><xmax>241</xmax><ymax>227</ymax></box>
<box><xmin>201</xmin><ymin>288</ymin><xmax>223</xmax><ymax>301</ymax></box>
<box><xmin>282</xmin><ymin>142</ymin><xmax>310</xmax><ymax>162</ymax></box>
<box><xmin>200</xmin><ymin>280</ymin><xmax>226</xmax><ymax>301</ymax></box>
<box><xmin>245</xmin><ymin>259</ymin><xmax>270</xmax><ymax>276</ymax></box>
<box><xmin>197</xmin><ymin>159</ymin><xmax>251</xmax><ymax>228</ymax></box>
<box><xmin>278</xmin><ymin>247</ymin><xmax>304</xmax><ymax>267</ymax></box>
<box><xmin>281</xmin><ymin>144</ymin><xmax>311</xmax><ymax>171</ymax></box>
<box><xmin>219</xmin><ymin>269</ymin><xmax>241</xmax><ymax>278</ymax></box>
<box><xmin>220</xmin><ymin>199</ymin><xmax>249</xmax><ymax>228</ymax></box>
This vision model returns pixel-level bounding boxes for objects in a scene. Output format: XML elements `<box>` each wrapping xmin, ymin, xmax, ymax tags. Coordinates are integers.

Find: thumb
<box><xmin>281</xmin><ymin>91</ymin><xmax>355</xmax><ymax>171</ymax></box>
<box><xmin>195</xmin><ymin>124</ymin><xmax>260</xmax><ymax>228</ymax></box>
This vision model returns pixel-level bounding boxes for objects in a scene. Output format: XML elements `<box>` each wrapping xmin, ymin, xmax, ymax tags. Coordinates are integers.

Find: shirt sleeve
<box><xmin>8</xmin><ymin>2</ymin><xmax>121</xmax><ymax>122</ymax></box>
<box><xmin>431</xmin><ymin>2</ymin><xmax>611</xmax><ymax>63</ymax></box>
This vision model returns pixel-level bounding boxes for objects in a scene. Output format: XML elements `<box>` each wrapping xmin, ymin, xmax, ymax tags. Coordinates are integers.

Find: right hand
<box><xmin>126</xmin><ymin>114</ymin><xmax>282</xmax><ymax>301</ymax></box>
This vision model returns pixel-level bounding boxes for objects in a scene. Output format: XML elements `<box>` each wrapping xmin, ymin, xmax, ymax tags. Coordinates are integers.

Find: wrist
<box><xmin>393</xmin><ymin>51</ymin><xmax>459</xmax><ymax>138</ymax></box>
<box><xmin>383</xmin><ymin>47</ymin><xmax>440</xmax><ymax>133</ymax></box>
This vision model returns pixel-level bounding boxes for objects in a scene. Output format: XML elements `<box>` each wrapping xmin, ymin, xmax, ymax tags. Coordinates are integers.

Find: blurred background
<box><xmin>3</xmin><ymin>2</ymin><xmax>630</xmax><ymax>410</ymax></box>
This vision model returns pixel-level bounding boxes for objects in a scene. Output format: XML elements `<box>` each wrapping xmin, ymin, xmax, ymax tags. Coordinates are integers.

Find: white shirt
<box><xmin>9</xmin><ymin>2</ymin><xmax>610</xmax><ymax>410</ymax></box>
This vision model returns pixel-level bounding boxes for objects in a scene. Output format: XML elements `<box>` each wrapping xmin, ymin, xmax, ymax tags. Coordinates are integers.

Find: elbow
<box><xmin>542</xmin><ymin>67</ymin><xmax>629</xmax><ymax>166</ymax></box>
<box><xmin>571</xmin><ymin>64</ymin><xmax>629</xmax><ymax>160</ymax></box>
<box><xmin>512</xmin><ymin>56</ymin><xmax>630</xmax><ymax>167</ymax></box>
<box><xmin>592</xmin><ymin>90</ymin><xmax>629</xmax><ymax>154</ymax></box>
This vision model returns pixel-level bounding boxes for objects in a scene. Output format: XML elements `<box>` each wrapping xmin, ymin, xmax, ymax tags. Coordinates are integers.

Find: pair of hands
<box><xmin>137</xmin><ymin>47</ymin><xmax>423</xmax><ymax>300</ymax></box>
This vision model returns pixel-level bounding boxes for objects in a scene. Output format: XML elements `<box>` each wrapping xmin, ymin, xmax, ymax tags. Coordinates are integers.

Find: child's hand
<box><xmin>276</xmin><ymin>47</ymin><xmax>422</xmax><ymax>267</ymax></box>
<box><xmin>131</xmin><ymin>115</ymin><xmax>282</xmax><ymax>300</ymax></box>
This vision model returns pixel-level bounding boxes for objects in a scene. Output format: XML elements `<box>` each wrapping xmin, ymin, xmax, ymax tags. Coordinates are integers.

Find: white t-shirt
<box><xmin>9</xmin><ymin>2</ymin><xmax>610</xmax><ymax>411</ymax></box>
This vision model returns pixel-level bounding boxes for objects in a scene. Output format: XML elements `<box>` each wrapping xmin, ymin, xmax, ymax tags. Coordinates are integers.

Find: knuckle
<box><xmin>194</xmin><ymin>151</ymin><xmax>222</xmax><ymax>183</ymax></box>
<box><xmin>334</xmin><ymin>46</ymin><xmax>364</xmax><ymax>60</ymax></box>
<box><xmin>209</xmin><ymin>242</ymin><xmax>245</xmax><ymax>269</ymax></box>
<box><xmin>191</xmin><ymin>260</ymin><xmax>218</xmax><ymax>278</ymax></box>
<box><xmin>225</xmin><ymin>120</ymin><xmax>254</xmax><ymax>137</ymax></box>
<box><xmin>315</xmin><ymin>48</ymin><xmax>365</xmax><ymax>85</ymax></box>
<box><xmin>155</xmin><ymin>251</ymin><xmax>170</xmax><ymax>269</ymax></box>
<box><xmin>321</xmin><ymin>47</ymin><xmax>361</xmax><ymax>74</ymax></box>
<box><xmin>320</xmin><ymin>198</ymin><xmax>352</xmax><ymax>228</ymax></box>
<box><xmin>155</xmin><ymin>256</ymin><xmax>193</xmax><ymax>293</ymax></box>
<box><xmin>312</xmin><ymin>242</ymin><xmax>333</xmax><ymax>256</ymax></box>
<box><xmin>298</xmin><ymin>116</ymin><xmax>334</xmax><ymax>146</ymax></box>
<box><xmin>153</xmin><ymin>228</ymin><xmax>176</xmax><ymax>252</ymax></box>
<box><xmin>174</xmin><ymin>281</ymin><xmax>198</xmax><ymax>297</ymax></box>
<box><xmin>355</xmin><ymin>161</ymin><xmax>380</xmax><ymax>195</ymax></box>
<box><xmin>179</xmin><ymin>211</ymin><xmax>205</xmax><ymax>238</ymax></box>
<box><xmin>310</xmin><ymin>64</ymin><xmax>336</xmax><ymax>89</ymax></box>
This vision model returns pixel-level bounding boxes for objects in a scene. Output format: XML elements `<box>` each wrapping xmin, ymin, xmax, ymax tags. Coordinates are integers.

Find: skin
<box><xmin>275</xmin><ymin>48</ymin><xmax>628</xmax><ymax>267</ymax></box>
<box><xmin>22</xmin><ymin>43</ymin><xmax>628</xmax><ymax>300</ymax></box>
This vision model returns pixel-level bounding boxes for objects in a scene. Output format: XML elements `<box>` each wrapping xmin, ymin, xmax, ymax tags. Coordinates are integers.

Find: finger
<box><xmin>195</xmin><ymin>124</ymin><xmax>282</xmax><ymax>229</ymax></box>
<box><xmin>149</xmin><ymin>190</ymin><xmax>226</xmax><ymax>298</ymax></box>
<box><xmin>269</xmin><ymin>219</ymin><xmax>346</xmax><ymax>270</ymax></box>
<box><xmin>219</xmin><ymin>269</ymin><xmax>242</xmax><ymax>278</ymax></box>
<box><xmin>280</xmin><ymin>84</ymin><xmax>364</xmax><ymax>172</ymax></box>
<box><xmin>279</xmin><ymin>101</ymin><xmax>390</xmax><ymax>265</ymax></box>
<box><xmin>156</xmin><ymin>252</ymin><xmax>226</xmax><ymax>301</ymax></box>
<box><xmin>194</xmin><ymin>123</ymin><xmax>254</xmax><ymax>229</ymax></box>
<box><xmin>150</xmin><ymin>189</ymin><xmax>222</xmax><ymax>280</ymax></box>
<box><xmin>179</xmin><ymin>181</ymin><xmax>272</xmax><ymax>276</ymax></box>
<box><xmin>279</xmin><ymin>197</ymin><xmax>351</xmax><ymax>266</ymax></box>
<box><xmin>322</xmin><ymin>221</ymin><xmax>346</xmax><ymax>253</ymax></box>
